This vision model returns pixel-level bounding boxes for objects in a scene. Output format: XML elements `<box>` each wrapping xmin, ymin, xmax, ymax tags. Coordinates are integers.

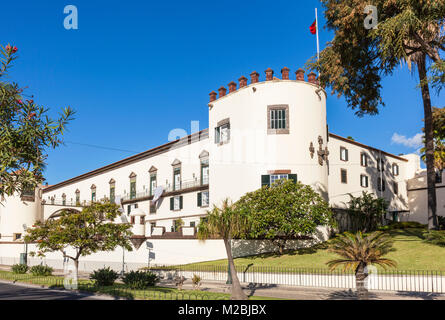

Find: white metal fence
<box><xmin>150</xmin><ymin>266</ymin><xmax>445</xmax><ymax>293</ymax></box>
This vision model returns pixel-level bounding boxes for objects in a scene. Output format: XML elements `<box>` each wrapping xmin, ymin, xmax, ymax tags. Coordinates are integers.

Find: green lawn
<box><xmin>181</xmin><ymin>228</ymin><xmax>445</xmax><ymax>271</ymax></box>
<box><xmin>0</xmin><ymin>270</ymin><xmax>279</xmax><ymax>300</ymax></box>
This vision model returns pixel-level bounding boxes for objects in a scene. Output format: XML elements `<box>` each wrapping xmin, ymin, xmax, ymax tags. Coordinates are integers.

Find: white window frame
<box><xmin>360</xmin><ymin>174</ymin><xmax>369</xmax><ymax>188</ymax></box>
<box><xmin>392</xmin><ymin>163</ymin><xmax>399</xmax><ymax>176</ymax></box>
<box><xmin>220</xmin><ymin>124</ymin><xmax>230</xmax><ymax>143</ymax></box>
<box><xmin>340</xmin><ymin>147</ymin><xmax>348</xmax><ymax>161</ymax></box>
<box><xmin>270</xmin><ymin>109</ymin><xmax>286</xmax><ymax>129</ymax></box>
<box><xmin>361</xmin><ymin>152</ymin><xmax>368</xmax><ymax>167</ymax></box>
<box><xmin>270</xmin><ymin>174</ymin><xmax>288</xmax><ymax>185</ymax></box>
<box><xmin>173</xmin><ymin>196</ymin><xmax>181</xmax><ymax>211</ymax></box>
<box><xmin>174</xmin><ymin>170</ymin><xmax>181</xmax><ymax>191</ymax></box>
<box><xmin>202</xmin><ymin>191</ymin><xmax>209</xmax><ymax>207</ymax></box>
<box><xmin>150</xmin><ymin>176</ymin><xmax>157</xmax><ymax>196</ymax></box>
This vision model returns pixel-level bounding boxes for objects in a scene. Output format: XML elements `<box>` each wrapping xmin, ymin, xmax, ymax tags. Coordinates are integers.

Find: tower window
<box><xmin>267</xmin><ymin>105</ymin><xmax>289</xmax><ymax>134</ymax></box>
<box><xmin>215</xmin><ymin>118</ymin><xmax>231</xmax><ymax>144</ymax></box>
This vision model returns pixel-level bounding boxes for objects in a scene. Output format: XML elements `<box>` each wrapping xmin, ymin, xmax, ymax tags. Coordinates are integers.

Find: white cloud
<box><xmin>391</xmin><ymin>132</ymin><xmax>424</xmax><ymax>149</ymax></box>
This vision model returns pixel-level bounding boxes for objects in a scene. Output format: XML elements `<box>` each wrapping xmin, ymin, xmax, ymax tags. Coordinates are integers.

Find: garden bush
<box><xmin>122</xmin><ymin>270</ymin><xmax>158</xmax><ymax>289</ymax></box>
<box><xmin>30</xmin><ymin>264</ymin><xmax>54</xmax><ymax>276</ymax></box>
<box><xmin>11</xmin><ymin>264</ymin><xmax>28</xmax><ymax>274</ymax></box>
<box><xmin>90</xmin><ymin>267</ymin><xmax>119</xmax><ymax>286</ymax></box>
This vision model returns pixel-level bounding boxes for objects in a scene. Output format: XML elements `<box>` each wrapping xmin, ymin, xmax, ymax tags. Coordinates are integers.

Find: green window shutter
<box><xmin>261</xmin><ymin>175</ymin><xmax>270</xmax><ymax>187</ymax></box>
<box><xmin>288</xmin><ymin>174</ymin><xmax>297</xmax><ymax>184</ymax></box>
<box><xmin>170</xmin><ymin>197</ymin><xmax>174</xmax><ymax>210</ymax></box>
<box><xmin>215</xmin><ymin>127</ymin><xmax>220</xmax><ymax>143</ymax></box>
<box><xmin>197</xmin><ymin>192</ymin><xmax>202</xmax><ymax>207</ymax></box>
<box><xmin>345</xmin><ymin>149</ymin><xmax>349</xmax><ymax>161</ymax></box>
<box><xmin>180</xmin><ymin>196</ymin><xmax>183</xmax><ymax>209</ymax></box>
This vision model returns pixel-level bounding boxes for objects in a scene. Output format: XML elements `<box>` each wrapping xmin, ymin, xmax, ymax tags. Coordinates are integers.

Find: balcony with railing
<box><xmin>42</xmin><ymin>199</ymin><xmax>93</xmax><ymax>207</ymax></box>
<box><xmin>122</xmin><ymin>177</ymin><xmax>209</xmax><ymax>202</ymax></box>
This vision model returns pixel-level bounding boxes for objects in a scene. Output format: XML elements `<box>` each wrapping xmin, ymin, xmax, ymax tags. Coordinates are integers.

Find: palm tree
<box><xmin>326</xmin><ymin>231</ymin><xmax>397</xmax><ymax>299</ymax></box>
<box><xmin>197</xmin><ymin>198</ymin><xmax>249</xmax><ymax>300</ymax></box>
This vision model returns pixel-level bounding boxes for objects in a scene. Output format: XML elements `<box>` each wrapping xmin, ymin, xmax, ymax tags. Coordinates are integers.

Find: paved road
<box><xmin>0</xmin><ymin>282</ymin><xmax>108</xmax><ymax>300</ymax></box>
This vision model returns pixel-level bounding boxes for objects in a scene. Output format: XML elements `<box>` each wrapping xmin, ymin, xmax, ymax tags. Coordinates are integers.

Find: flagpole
<box><xmin>315</xmin><ymin>8</ymin><xmax>320</xmax><ymax>76</ymax></box>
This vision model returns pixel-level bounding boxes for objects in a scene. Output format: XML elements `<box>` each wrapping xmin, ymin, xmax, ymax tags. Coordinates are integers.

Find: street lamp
<box><xmin>146</xmin><ymin>241</ymin><xmax>153</xmax><ymax>268</ymax></box>
<box><xmin>22</xmin><ymin>224</ymin><xmax>28</xmax><ymax>266</ymax></box>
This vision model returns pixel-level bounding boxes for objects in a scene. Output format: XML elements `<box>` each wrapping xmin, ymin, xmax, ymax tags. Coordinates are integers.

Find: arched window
<box><xmin>75</xmin><ymin>189</ymin><xmax>80</xmax><ymax>206</ymax></box>
<box><xmin>91</xmin><ymin>184</ymin><xmax>97</xmax><ymax>202</ymax></box>
<box><xmin>129</xmin><ymin>172</ymin><xmax>137</xmax><ymax>199</ymax></box>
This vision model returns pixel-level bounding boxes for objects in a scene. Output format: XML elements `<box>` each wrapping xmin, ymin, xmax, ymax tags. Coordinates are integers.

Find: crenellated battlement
<box><xmin>209</xmin><ymin>67</ymin><xmax>320</xmax><ymax>103</ymax></box>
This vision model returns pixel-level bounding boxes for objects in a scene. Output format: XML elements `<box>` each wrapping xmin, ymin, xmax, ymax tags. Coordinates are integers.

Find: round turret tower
<box><xmin>0</xmin><ymin>186</ymin><xmax>42</xmax><ymax>241</ymax></box>
<box><xmin>208</xmin><ymin>67</ymin><xmax>329</xmax><ymax>206</ymax></box>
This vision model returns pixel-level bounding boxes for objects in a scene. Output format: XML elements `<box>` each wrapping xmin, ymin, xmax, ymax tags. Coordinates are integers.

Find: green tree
<box><xmin>346</xmin><ymin>191</ymin><xmax>388</xmax><ymax>232</ymax></box>
<box><xmin>25</xmin><ymin>202</ymin><xmax>133</xmax><ymax>281</ymax></box>
<box><xmin>0</xmin><ymin>44</ymin><xmax>74</xmax><ymax>196</ymax></box>
<box><xmin>327</xmin><ymin>231</ymin><xmax>397</xmax><ymax>300</ymax></box>
<box><xmin>307</xmin><ymin>1</ymin><xmax>445</xmax><ymax>230</ymax></box>
<box><xmin>197</xmin><ymin>198</ymin><xmax>249</xmax><ymax>300</ymax></box>
<box><xmin>236</xmin><ymin>179</ymin><xmax>333</xmax><ymax>254</ymax></box>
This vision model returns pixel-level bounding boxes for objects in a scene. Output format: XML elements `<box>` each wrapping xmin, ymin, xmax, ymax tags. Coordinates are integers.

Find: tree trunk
<box><xmin>224</xmin><ymin>238</ymin><xmax>247</xmax><ymax>300</ymax></box>
<box><xmin>73</xmin><ymin>259</ymin><xmax>79</xmax><ymax>285</ymax></box>
<box><xmin>417</xmin><ymin>53</ymin><xmax>438</xmax><ymax>230</ymax></box>
<box><xmin>355</xmin><ymin>262</ymin><xmax>369</xmax><ymax>300</ymax></box>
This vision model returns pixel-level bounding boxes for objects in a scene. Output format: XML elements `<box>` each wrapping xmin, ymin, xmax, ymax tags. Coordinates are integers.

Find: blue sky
<box><xmin>2</xmin><ymin>0</ymin><xmax>441</xmax><ymax>184</ymax></box>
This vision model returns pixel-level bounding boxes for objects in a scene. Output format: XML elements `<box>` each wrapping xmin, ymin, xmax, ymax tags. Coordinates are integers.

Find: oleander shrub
<box><xmin>122</xmin><ymin>270</ymin><xmax>158</xmax><ymax>289</ymax></box>
<box><xmin>90</xmin><ymin>267</ymin><xmax>119</xmax><ymax>286</ymax></box>
<box><xmin>30</xmin><ymin>264</ymin><xmax>54</xmax><ymax>276</ymax></box>
<box><xmin>11</xmin><ymin>264</ymin><xmax>28</xmax><ymax>274</ymax></box>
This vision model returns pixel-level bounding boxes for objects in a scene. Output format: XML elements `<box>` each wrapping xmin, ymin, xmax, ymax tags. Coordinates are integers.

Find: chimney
<box><xmin>209</xmin><ymin>91</ymin><xmax>217</xmax><ymax>102</ymax></box>
<box><xmin>218</xmin><ymin>86</ymin><xmax>227</xmax><ymax>98</ymax></box>
<box><xmin>238</xmin><ymin>76</ymin><xmax>247</xmax><ymax>88</ymax></box>
<box><xmin>265</xmin><ymin>68</ymin><xmax>274</xmax><ymax>81</ymax></box>
<box><xmin>307</xmin><ymin>72</ymin><xmax>318</xmax><ymax>84</ymax></box>
<box><xmin>281</xmin><ymin>67</ymin><xmax>290</xmax><ymax>80</ymax></box>
<box><xmin>228</xmin><ymin>81</ymin><xmax>237</xmax><ymax>93</ymax></box>
<box><xmin>295</xmin><ymin>68</ymin><xmax>305</xmax><ymax>81</ymax></box>
<box><xmin>250</xmin><ymin>71</ymin><xmax>259</xmax><ymax>84</ymax></box>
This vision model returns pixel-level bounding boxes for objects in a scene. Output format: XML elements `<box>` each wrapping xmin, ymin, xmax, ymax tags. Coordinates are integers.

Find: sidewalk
<box><xmin>159</xmin><ymin>279</ymin><xmax>445</xmax><ymax>300</ymax></box>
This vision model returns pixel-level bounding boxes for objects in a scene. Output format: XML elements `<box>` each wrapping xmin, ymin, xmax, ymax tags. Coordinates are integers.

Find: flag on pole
<box><xmin>309</xmin><ymin>20</ymin><xmax>316</xmax><ymax>34</ymax></box>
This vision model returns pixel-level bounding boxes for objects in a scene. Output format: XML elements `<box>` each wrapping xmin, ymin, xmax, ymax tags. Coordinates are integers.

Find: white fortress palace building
<box><xmin>0</xmin><ymin>67</ymin><xmax>444</xmax><ymax>270</ymax></box>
